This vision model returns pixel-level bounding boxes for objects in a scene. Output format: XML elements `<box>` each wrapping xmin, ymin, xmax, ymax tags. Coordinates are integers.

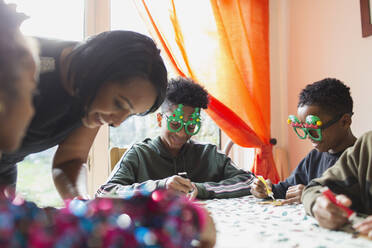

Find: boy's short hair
<box><xmin>161</xmin><ymin>77</ymin><xmax>209</xmax><ymax>112</ymax></box>
<box><xmin>298</xmin><ymin>78</ymin><xmax>353</xmax><ymax>116</ymax></box>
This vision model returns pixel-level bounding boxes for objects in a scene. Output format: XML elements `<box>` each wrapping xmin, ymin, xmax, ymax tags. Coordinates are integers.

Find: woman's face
<box><xmin>82</xmin><ymin>77</ymin><xmax>157</xmax><ymax>128</ymax></box>
<box><xmin>0</xmin><ymin>51</ymin><xmax>37</xmax><ymax>152</ymax></box>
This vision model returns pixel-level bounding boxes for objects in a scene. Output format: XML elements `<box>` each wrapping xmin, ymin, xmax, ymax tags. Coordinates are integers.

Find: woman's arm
<box><xmin>52</xmin><ymin>125</ymin><xmax>99</xmax><ymax>199</ymax></box>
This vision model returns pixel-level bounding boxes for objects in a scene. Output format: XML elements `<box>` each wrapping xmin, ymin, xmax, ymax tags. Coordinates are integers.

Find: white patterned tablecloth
<box><xmin>203</xmin><ymin>195</ymin><xmax>372</xmax><ymax>248</ymax></box>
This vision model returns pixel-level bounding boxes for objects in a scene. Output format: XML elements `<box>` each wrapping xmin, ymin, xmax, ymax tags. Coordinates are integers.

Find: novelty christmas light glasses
<box><xmin>165</xmin><ymin>104</ymin><xmax>201</xmax><ymax>135</ymax></box>
<box><xmin>287</xmin><ymin>113</ymin><xmax>345</xmax><ymax>141</ymax></box>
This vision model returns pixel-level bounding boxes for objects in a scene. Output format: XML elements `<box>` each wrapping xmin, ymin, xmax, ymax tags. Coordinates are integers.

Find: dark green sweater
<box><xmin>97</xmin><ymin>136</ymin><xmax>254</xmax><ymax>199</ymax></box>
<box><xmin>302</xmin><ymin>131</ymin><xmax>372</xmax><ymax>216</ymax></box>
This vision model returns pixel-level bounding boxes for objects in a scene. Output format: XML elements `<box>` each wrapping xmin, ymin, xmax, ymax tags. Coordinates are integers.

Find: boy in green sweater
<box><xmin>302</xmin><ymin>131</ymin><xmax>372</xmax><ymax>238</ymax></box>
<box><xmin>97</xmin><ymin>77</ymin><xmax>254</xmax><ymax>199</ymax></box>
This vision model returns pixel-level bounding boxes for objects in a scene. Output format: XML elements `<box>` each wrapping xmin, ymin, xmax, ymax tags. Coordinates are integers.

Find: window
<box><xmin>17</xmin><ymin>147</ymin><xmax>63</xmax><ymax>207</ymax></box>
<box><xmin>110</xmin><ymin>0</ymin><xmax>220</xmax><ymax>148</ymax></box>
<box><xmin>5</xmin><ymin>0</ymin><xmax>84</xmax><ymax>41</ymax></box>
<box><xmin>5</xmin><ymin>0</ymin><xmax>85</xmax><ymax>207</ymax></box>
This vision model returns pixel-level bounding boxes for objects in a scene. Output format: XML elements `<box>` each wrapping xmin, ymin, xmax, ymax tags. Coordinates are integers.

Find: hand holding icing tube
<box><xmin>321</xmin><ymin>187</ymin><xmax>364</xmax><ymax>226</ymax></box>
<box><xmin>178</xmin><ymin>172</ymin><xmax>195</xmax><ymax>195</ymax></box>
<box><xmin>257</xmin><ymin>176</ymin><xmax>275</xmax><ymax>201</ymax></box>
<box><xmin>322</xmin><ymin>188</ymin><xmax>354</xmax><ymax>218</ymax></box>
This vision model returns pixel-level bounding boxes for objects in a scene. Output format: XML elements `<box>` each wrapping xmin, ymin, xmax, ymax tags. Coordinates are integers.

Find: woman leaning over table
<box><xmin>0</xmin><ymin>9</ymin><xmax>169</xmax><ymax>200</ymax></box>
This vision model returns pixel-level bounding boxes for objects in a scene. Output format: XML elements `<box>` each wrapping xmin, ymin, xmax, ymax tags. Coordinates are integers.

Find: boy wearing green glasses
<box><xmin>97</xmin><ymin>77</ymin><xmax>254</xmax><ymax>199</ymax></box>
<box><xmin>251</xmin><ymin>78</ymin><xmax>356</xmax><ymax>204</ymax></box>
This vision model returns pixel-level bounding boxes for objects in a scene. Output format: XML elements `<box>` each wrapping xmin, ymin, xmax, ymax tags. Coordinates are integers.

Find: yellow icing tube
<box><xmin>257</xmin><ymin>176</ymin><xmax>275</xmax><ymax>201</ymax></box>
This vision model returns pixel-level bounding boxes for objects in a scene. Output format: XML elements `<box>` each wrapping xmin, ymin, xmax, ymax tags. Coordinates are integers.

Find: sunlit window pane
<box><xmin>5</xmin><ymin>0</ymin><xmax>84</xmax><ymax>41</ymax></box>
<box><xmin>110</xmin><ymin>0</ymin><xmax>220</xmax><ymax>148</ymax></box>
<box><xmin>17</xmin><ymin>147</ymin><xmax>64</xmax><ymax>208</ymax></box>
<box><xmin>111</xmin><ymin>0</ymin><xmax>148</xmax><ymax>35</ymax></box>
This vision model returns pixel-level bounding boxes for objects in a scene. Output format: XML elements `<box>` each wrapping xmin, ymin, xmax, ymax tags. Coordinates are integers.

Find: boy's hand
<box><xmin>353</xmin><ymin>215</ymin><xmax>372</xmax><ymax>239</ymax></box>
<box><xmin>165</xmin><ymin>175</ymin><xmax>194</xmax><ymax>194</ymax></box>
<box><xmin>282</xmin><ymin>184</ymin><xmax>305</xmax><ymax>204</ymax></box>
<box><xmin>250</xmin><ymin>178</ymin><xmax>272</xmax><ymax>198</ymax></box>
<box><xmin>187</xmin><ymin>183</ymin><xmax>198</xmax><ymax>200</ymax></box>
<box><xmin>312</xmin><ymin>193</ymin><xmax>351</xmax><ymax>229</ymax></box>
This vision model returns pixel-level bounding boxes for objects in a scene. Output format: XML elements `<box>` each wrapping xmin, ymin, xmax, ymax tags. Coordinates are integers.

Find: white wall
<box><xmin>271</xmin><ymin>0</ymin><xmax>372</xmax><ymax>171</ymax></box>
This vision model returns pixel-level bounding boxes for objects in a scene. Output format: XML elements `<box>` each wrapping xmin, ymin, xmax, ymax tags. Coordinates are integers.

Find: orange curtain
<box><xmin>135</xmin><ymin>0</ymin><xmax>279</xmax><ymax>183</ymax></box>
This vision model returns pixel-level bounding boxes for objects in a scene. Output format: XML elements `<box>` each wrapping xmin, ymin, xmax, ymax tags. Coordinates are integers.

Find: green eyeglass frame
<box><xmin>165</xmin><ymin>104</ymin><xmax>201</xmax><ymax>136</ymax></box>
<box><xmin>287</xmin><ymin>113</ymin><xmax>347</xmax><ymax>141</ymax></box>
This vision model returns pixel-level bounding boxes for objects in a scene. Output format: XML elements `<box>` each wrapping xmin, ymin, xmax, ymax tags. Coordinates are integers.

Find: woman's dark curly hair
<box><xmin>67</xmin><ymin>30</ymin><xmax>168</xmax><ymax>115</ymax></box>
<box><xmin>0</xmin><ymin>0</ymin><xmax>29</xmax><ymax>100</ymax></box>
<box><xmin>298</xmin><ymin>78</ymin><xmax>353</xmax><ymax>116</ymax></box>
<box><xmin>161</xmin><ymin>77</ymin><xmax>209</xmax><ymax>112</ymax></box>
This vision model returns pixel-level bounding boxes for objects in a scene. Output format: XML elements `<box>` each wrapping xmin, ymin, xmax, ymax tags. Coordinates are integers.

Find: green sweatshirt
<box><xmin>97</xmin><ymin>136</ymin><xmax>254</xmax><ymax>199</ymax></box>
<box><xmin>302</xmin><ymin>131</ymin><xmax>372</xmax><ymax>216</ymax></box>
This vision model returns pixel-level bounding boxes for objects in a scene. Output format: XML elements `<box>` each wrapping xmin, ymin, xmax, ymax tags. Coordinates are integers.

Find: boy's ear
<box><xmin>341</xmin><ymin>113</ymin><xmax>352</xmax><ymax>128</ymax></box>
<box><xmin>156</xmin><ymin>113</ymin><xmax>163</xmax><ymax>127</ymax></box>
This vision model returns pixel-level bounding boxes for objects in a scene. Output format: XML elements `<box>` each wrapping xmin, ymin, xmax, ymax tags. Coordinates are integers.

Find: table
<box><xmin>203</xmin><ymin>196</ymin><xmax>372</xmax><ymax>248</ymax></box>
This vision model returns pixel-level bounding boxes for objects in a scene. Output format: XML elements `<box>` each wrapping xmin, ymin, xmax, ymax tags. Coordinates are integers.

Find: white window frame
<box><xmin>84</xmin><ymin>0</ymin><xmax>111</xmax><ymax>197</ymax></box>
